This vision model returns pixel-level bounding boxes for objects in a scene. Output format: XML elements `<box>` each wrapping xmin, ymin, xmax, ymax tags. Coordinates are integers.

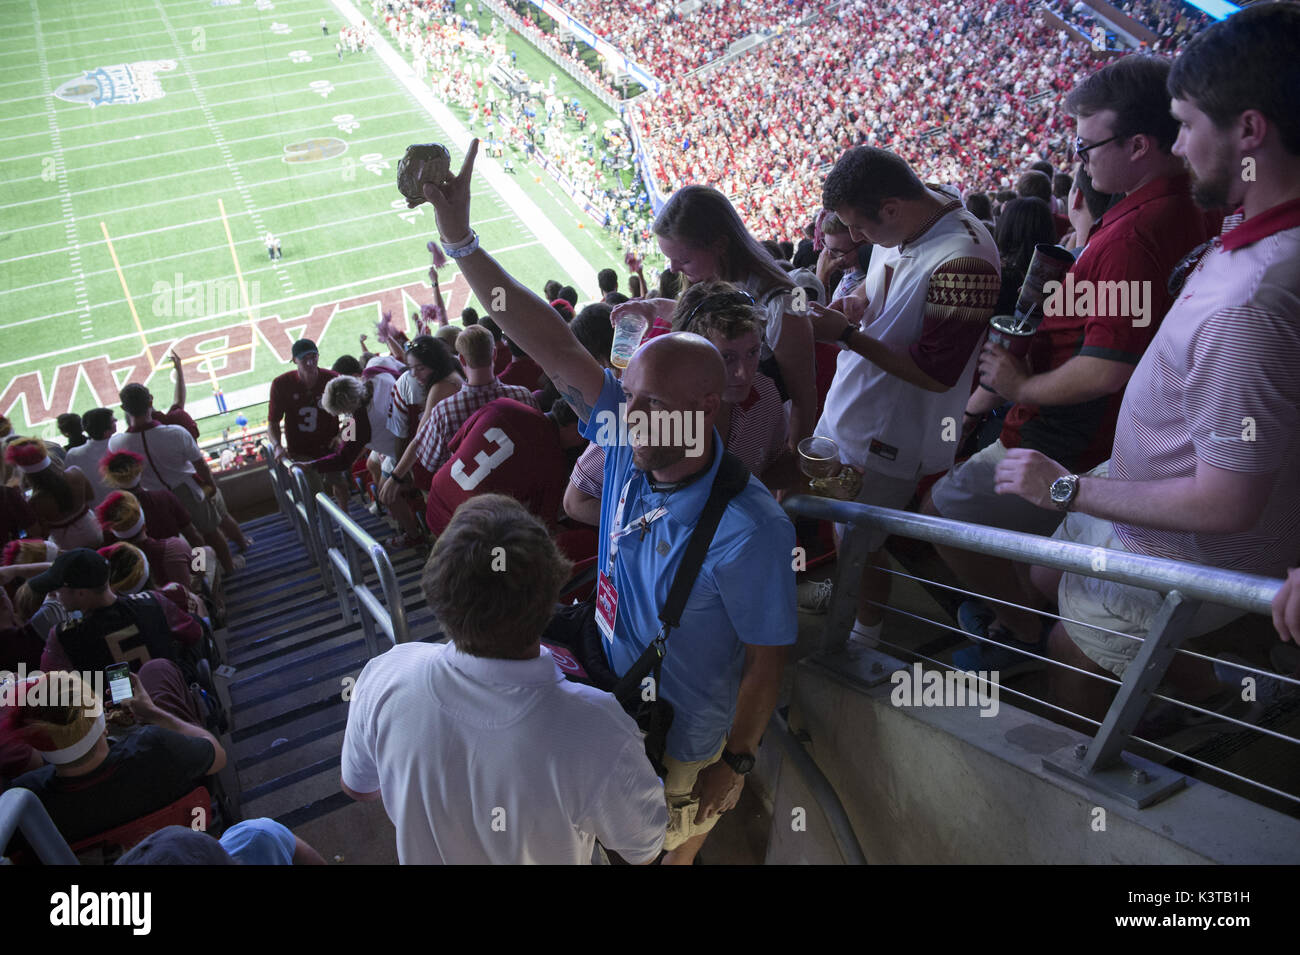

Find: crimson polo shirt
<box><xmin>1000</xmin><ymin>173</ymin><xmax>1214</xmax><ymax>472</ymax></box>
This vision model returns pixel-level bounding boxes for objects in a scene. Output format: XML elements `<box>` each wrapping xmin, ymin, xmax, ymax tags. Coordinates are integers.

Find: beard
<box><xmin>1188</xmin><ymin>144</ymin><xmax>1238</xmax><ymax>210</ymax></box>
<box><xmin>632</xmin><ymin>442</ymin><xmax>685</xmax><ymax>475</ymax></box>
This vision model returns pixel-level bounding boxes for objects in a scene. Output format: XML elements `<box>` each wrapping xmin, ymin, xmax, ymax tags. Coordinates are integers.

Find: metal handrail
<box><xmin>314</xmin><ymin>492</ymin><xmax>411</xmax><ymax>652</ymax></box>
<box><xmin>0</xmin><ymin>789</ymin><xmax>78</xmax><ymax>865</ymax></box>
<box><xmin>767</xmin><ymin>711</ymin><xmax>868</xmax><ymax>864</ymax></box>
<box><xmin>782</xmin><ymin>494</ymin><xmax>1289</xmax><ymax>810</ymax></box>
<box><xmin>785</xmin><ymin>496</ymin><xmax>1280</xmax><ymax>613</ymax></box>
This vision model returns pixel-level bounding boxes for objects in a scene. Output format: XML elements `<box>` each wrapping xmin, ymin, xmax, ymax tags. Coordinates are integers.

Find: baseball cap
<box><xmin>291</xmin><ymin>339</ymin><xmax>319</xmax><ymax>362</ymax></box>
<box><xmin>30</xmin><ymin>548</ymin><xmax>110</xmax><ymax>593</ymax></box>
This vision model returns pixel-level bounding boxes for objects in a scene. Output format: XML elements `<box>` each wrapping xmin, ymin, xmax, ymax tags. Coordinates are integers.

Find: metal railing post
<box><xmin>782</xmin><ymin>495</ymin><xmax>1285</xmax><ymax>810</ymax></box>
<box><xmin>312</xmin><ymin>493</ymin><xmax>411</xmax><ymax>651</ymax></box>
<box><xmin>0</xmin><ymin>789</ymin><xmax>78</xmax><ymax>865</ymax></box>
<box><xmin>1043</xmin><ymin>590</ymin><xmax>1201</xmax><ymax>807</ymax></box>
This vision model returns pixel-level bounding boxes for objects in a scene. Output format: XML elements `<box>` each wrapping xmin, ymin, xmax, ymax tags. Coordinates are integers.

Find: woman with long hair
<box><xmin>616</xmin><ymin>184</ymin><xmax>819</xmax><ymax>447</ymax></box>
<box><xmin>993</xmin><ymin>197</ymin><xmax>1057</xmax><ymax>315</ymax></box>
<box><xmin>4</xmin><ymin>438</ymin><xmax>102</xmax><ymax>550</ymax></box>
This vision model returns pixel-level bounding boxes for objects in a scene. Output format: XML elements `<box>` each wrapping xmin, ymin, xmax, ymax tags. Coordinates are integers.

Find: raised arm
<box><xmin>168</xmin><ymin>352</ymin><xmax>187</xmax><ymax>411</ymax></box>
<box><xmin>422</xmin><ymin>139</ymin><xmax>604</xmax><ymax>420</ymax></box>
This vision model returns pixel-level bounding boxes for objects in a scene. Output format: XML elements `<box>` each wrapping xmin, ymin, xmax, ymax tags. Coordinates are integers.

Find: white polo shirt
<box><xmin>108</xmin><ymin>424</ymin><xmax>202</xmax><ymax>499</ymax></box>
<box><xmin>64</xmin><ymin>437</ymin><xmax>113</xmax><ymax>505</ymax></box>
<box><xmin>341</xmin><ymin>641</ymin><xmax>667</xmax><ymax>865</ymax></box>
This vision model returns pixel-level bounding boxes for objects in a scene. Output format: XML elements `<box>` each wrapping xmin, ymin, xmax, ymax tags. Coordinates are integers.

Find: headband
<box><xmin>16</xmin><ymin>455</ymin><xmax>52</xmax><ymax>474</ymax></box>
<box><xmin>112</xmin><ymin>512</ymin><xmax>147</xmax><ymax>540</ymax></box>
<box><xmin>39</xmin><ymin>713</ymin><xmax>106</xmax><ymax>765</ymax></box>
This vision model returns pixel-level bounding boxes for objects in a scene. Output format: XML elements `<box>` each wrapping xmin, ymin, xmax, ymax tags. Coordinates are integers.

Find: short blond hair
<box><xmin>455</xmin><ymin>324</ymin><xmax>495</xmax><ymax>370</ymax></box>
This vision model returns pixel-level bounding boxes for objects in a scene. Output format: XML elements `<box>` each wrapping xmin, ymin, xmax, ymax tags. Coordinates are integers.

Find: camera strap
<box><xmin>610</xmin><ymin>450</ymin><xmax>750</xmax><ymax>703</ymax></box>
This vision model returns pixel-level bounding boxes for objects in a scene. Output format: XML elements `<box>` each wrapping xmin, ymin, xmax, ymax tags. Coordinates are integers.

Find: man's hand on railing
<box><xmin>1274</xmin><ymin>567</ymin><xmax>1300</xmax><ymax>644</ymax></box>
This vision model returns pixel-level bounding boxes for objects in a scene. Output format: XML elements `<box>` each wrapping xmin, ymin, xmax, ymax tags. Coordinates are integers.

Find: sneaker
<box><xmin>240</xmin><ymin>536</ymin><xmax>255</xmax><ymax>554</ymax></box>
<box><xmin>384</xmin><ymin>532</ymin><xmax>422</xmax><ymax>552</ymax></box>
<box><xmin>1214</xmin><ymin>653</ymin><xmax>1293</xmax><ymax>707</ymax></box>
<box><xmin>367</xmin><ymin>500</ymin><xmax>382</xmax><ymax>517</ymax></box>
<box><xmin>230</xmin><ymin>555</ymin><xmax>247</xmax><ymax>572</ymax></box>
<box><xmin>953</xmin><ymin>622</ymin><xmax>1047</xmax><ymax>673</ymax></box>
<box><xmin>797</xmin><ymin>578</ymin><xmax>835</xmax><ymax>613</ymax></box>
<box><xmin>957</xmin><ymin>600</ymin><xmax>995</xmax><ymax>638</ymax></box>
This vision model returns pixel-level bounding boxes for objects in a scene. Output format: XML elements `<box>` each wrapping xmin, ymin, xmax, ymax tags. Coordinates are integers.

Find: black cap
<box><xmin>30</xmin><ymin>549</ymin><xmax>110</xmax><ymax>593</ymax></box>
<box><xmin>291</xmin><ymin>339</ymin><xmax>319</xmax><ymax>362</ymax></box>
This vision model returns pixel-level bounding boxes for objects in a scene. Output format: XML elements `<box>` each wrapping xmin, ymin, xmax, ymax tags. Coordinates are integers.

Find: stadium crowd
<box><xmin>3</xmin><ymin>3</ymin><xmax>1299</xmax><ymax>866</ymax></box>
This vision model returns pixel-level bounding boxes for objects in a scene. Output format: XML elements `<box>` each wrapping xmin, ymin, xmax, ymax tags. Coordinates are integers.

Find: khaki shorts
<box><xmin>662</xmin><ymin>741</ymin><xmax>727</xmax><ymax>852</ymax></box>
<box><xmin>174</xmin><ymin>483</ymin><xmax>222</xmax><ymax>535</ymax></box>
<box><xmin>930</xmin><ymin>439</ymin><xmax>1066</xmax><ymax>537</ymax></box>
<box><xmin>834</xmin><ymin>467</ymin><xmax>920</xmax><ymax>553</ymax></box>
<box><xmin>1055</xmin><ymin>507</ymin><xmax>1246</xmax><ymax>677</ymax></box>
<box><xmin>292</xmin><ymin>459</ymin><xmax>348</xmax><ymax>498</ymax></box>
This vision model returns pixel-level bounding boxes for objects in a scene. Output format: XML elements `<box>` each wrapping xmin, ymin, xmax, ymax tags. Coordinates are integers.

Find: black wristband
<box><xmin>837</xmin><ymin>324</ymin><xmax>856</xmax><ymax>345</ymax></box>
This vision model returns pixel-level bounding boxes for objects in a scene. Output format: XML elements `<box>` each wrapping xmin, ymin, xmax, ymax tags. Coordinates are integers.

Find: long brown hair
<box><xmin>653</xmin><ymin>185</ymin><xmax>793</xmax><ymax>298</ymax></box>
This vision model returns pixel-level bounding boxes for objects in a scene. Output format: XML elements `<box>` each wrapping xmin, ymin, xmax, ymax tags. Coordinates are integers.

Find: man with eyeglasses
<box><xmin>926</xmin><ymin>54</ymin><xmax>1216</xmax><ymax>669</ymax></box>
<box><xmin>996</xmin><ymin>3</ymin><xmax>1300</xmax><ymax>716</ymax></box>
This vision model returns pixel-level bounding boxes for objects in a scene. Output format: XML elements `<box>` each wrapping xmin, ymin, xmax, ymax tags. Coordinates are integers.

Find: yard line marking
<box><xmin>218</xmin><ymin>197</ymin><xmax>262</xmax><ymax>340</ymax></box>
<box><xmin>2</xmin><ymin>94</ymin><xmax>419</xmax><ymax>162</ymax></box>
<box><xmin>1</xmin><ymin>181</ymin><xmax>497</xmax><ymax>260</ymax></box>
<box><xmin>3</xmin><ymin>118</ymin><xmax>431</xmax><ymax>191</ymax></box>
<box><xmin>1</xmin><ymin>214</ymin><xmax>516</xmax><ymax>299</ymax></box>
<box><xmin>0</xmin><ymin>242</ymin><xmax>538</xmax><ymax>356</ymax></box>
<box><xmin>29</xmin><ymin>0</ymin><xmax>94</xmax><ymax>344</ymax></box>
<box><xmin>101</xmin><ymin>220</ymin><xmax>155</xmax><ymax>372</ymax></box>
<box><xmin>148</xmin><ymin>0</ymin><xmax>290</xmax><ymax>301</ymax></box>
<box><xmin>2</xmin><ymin>247</ymin><xmax>542</xmax><ymax>370</ymax></box>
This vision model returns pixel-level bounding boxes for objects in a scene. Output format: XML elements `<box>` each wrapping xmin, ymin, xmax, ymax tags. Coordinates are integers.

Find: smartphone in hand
<box><xmin>106</xmin><ymin>663</ymin><xmax>133</xmax><ymax>707</ymax></box>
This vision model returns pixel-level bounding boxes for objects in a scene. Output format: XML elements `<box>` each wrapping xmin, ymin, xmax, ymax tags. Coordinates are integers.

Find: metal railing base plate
<box><xmin>815</xmin><ymin>645</ymin><xmax>902</xmax><ymax>688</ymax></box>
<box><xmin>1042</xmin><ymin>746</ymin><xmax>1186</xmax><ymax>809</ymax></box>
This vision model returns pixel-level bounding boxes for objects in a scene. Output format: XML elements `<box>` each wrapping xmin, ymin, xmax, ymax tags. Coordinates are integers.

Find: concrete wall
<box><xmin>765</xmin><ymin>649</ymin><xmax>1300</xmax><ymax>864</ymax></box>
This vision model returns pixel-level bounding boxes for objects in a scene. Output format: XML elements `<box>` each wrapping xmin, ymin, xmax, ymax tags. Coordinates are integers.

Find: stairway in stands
<box><xmin>219</xmin><ymin>500</ymin><xmax>439</xmax><ymax>864</ymax></box>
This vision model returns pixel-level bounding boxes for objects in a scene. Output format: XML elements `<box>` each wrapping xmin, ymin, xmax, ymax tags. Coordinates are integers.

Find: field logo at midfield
<box><xmin>55</xmin><ymin>61</ymin><xmax>178</xmax><ymax>108</ymax></box>
<box><xmin>283</xmin><ymin>139</ymin><xmax>348</xmax><ymax>164</ymax></box>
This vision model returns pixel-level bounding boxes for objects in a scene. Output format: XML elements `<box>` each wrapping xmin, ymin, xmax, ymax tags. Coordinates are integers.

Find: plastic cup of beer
<box><xmin>610</xmin><ymin>312</ymin><xmax>649</xmax><ymax>370</ymax></box>
<box><xmin>798</xmin><ymin>436</ymin><xmax>841</xmax><ymax>480</ymax></box>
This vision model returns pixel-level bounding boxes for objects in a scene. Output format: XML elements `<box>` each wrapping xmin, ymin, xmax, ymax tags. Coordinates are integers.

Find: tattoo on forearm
<box><xmin>551</xmin><ymin>376</ymin><xmax>594</xmax><ymax>420</ymax></box>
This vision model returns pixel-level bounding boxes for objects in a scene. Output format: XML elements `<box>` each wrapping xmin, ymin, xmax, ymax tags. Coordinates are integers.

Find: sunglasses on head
<box><xmin>683</xmin><ymin>289</ymin><xmax>755</xmax><ymax>330</ymax></box>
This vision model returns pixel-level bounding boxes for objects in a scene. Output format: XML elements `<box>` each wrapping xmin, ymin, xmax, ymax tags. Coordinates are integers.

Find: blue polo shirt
<box><xmin>579</xmin><ymin>369</ymin><xmax>797</xmax><ymax>762</ymax></box>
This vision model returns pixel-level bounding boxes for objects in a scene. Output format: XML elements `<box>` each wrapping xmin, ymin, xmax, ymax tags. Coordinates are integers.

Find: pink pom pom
<box><xmin>427</xmin><ymin>240</ymin><xmax>448</xmax><ymax>270</ymax></box>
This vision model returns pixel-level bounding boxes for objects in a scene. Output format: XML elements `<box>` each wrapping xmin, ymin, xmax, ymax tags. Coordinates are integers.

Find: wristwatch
<box><xmin>720</xmin><ymin>748</ymin><xmax>755</xmax><ymax>775</ymax></box>
<box><xmin>1049</xmin><ymin>474</ymin><xmax>1081</xmax><ymax>511</ymax></box>
<box><xmin>836</xmin><ymin>324</ymin><xmax>856</xmax><ymax>346</ymax></box>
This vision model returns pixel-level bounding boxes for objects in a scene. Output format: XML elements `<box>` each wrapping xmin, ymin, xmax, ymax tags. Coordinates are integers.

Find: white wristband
<box><xmin>442</xmin><ymin>230</ymin><xmax>479</xmax><ymax>258</ymax></box>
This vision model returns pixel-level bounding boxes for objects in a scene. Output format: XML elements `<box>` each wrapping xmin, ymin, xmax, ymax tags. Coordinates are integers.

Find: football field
<box><xmin>0</xmin><ymin>0</ymin><xmax>631</xmax><ymax>439</ymax></box>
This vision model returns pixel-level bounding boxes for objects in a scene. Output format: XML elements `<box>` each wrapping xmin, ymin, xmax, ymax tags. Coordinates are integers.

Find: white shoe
<box><xmin>231</xmin><ymin>555</ymin><xmax>246</xmax><ymax>572</ymax></box>
<box><xmin>797</xmin><ymin>578</ymin><xmax>835</xmax><ymax>613</ymax></box>
<box><xmin>848</xmin><ymin>623</ymin><xmax>882</xmax><ymax>649</ymax></box>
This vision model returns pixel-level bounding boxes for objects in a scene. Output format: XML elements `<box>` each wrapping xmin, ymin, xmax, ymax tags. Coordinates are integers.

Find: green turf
<box><xmin>0</xmin><ymin>0</ymin><xmax>654</xmax><ymax>441</ymax></box>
